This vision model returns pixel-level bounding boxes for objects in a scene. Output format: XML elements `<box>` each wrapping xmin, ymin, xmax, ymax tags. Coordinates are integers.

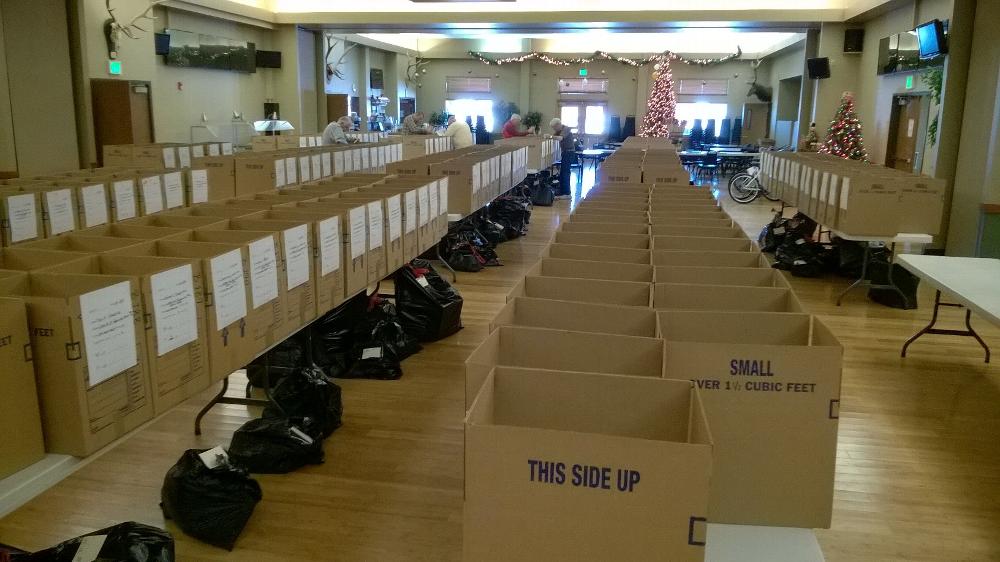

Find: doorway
<box><xmin>742</xmin><ymin>102</ymin><xmax>771</xmax><ymax>145</ymax></box>
<box><xmin>886</xmin><ymin>93</ymin><xmax>929</xmax><ymax>172</ymax></box>
<box><xmin>559</xmin><ymin>103</ymin><xmax>606</xmax><ymax>148</ymax></box>
<box><xmin>91</xmin><ymin>79</ymin><xmax>154</xmax><ymax>166</ymax></box>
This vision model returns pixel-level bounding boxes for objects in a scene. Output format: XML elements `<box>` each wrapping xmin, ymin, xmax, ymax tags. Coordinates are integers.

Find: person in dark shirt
<box><xmin>550</xmin><ymin>118</ymin><xmax>576</xmax><ymax>198</ymax></box>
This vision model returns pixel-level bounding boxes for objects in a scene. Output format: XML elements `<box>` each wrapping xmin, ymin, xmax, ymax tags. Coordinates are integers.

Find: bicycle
<box><xmin>728</xmin><ymin>163</ymin><xmax>781</xmax><ymax>204</ymax></box>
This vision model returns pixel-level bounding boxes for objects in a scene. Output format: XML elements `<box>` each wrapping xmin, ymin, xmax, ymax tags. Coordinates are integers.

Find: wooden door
<box><xmin>742</xmin><ymin>102</ymin><xmax>770</xmax><ymax>145</ymax></box>
<box><xmin>91</xmin><ymin>79</ymin><xmax>154</xmax><ymax>166</ymax></box>
<box><xmin>326</xmin><ymin>94</ymin><xmax>349</xmax><ymax>121</ymax></box>
<box><xmin>886</xmin><ymin>95</ymin><xmax>922</xmax><ymax>171</ymax></box>
<box><xmin>129</xmin><ymin>83</ymin><xmax>153</xmax><ymax>144</ymax></box>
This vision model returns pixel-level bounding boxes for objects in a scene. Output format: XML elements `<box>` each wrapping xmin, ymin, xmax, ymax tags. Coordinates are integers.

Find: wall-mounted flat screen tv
<box><xmin>916</xmin><ymin>19</ymin><xmax>947</xmax><ymax>59</ymax></box>
<box><xmin>164</xmin><ymin>29</ymin><xmax>256</xmax><ymax>73</ymax></box>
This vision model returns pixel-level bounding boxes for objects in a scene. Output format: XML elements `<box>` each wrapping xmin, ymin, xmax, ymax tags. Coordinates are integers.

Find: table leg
<box><xmin>436</xmin><ymin>242</ymin><xmax>457</xmax><ymax>283</ymax></box>
<box><xmin>194</xmin><ymin>376</ymin><xmax>230</xmax><ymax>436</ymax></box>
<box><xmin>901</xmin><ymin>290</ymin><xmax>991</xmax><ymax>363</ymax></box>
<box><xmin>885</xmin><ymin>243</ymin><xmax>910</xmax><ymax>309</ymax></box>
<box><xmin>836</xmin><ymin>244</ymin><xmax>870</xmax><ymax>306</ymax></box>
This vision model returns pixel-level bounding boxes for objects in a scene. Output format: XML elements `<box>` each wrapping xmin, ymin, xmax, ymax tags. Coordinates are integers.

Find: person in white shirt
<box><xmin>321</xmin><ymin>116</ymin><xmax>354</xmax><ymax>145</ymax></box>
<box><xmin>442</xmin><ymin>115</ymin><xmax>474</xmax><ymax>148</ymax></box>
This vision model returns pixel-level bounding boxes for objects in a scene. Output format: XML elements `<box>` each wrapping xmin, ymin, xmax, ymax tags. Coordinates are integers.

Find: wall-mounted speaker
<box><xmin>844</xmin><ymin>29</ymin><xmax>865</xmax><ymax>53</ymax></box>
<box><xmin>807</xmin><ymin>57</ymin><xmax>831</xmax><ymax>79</ymax></box>
<box><xmin>154</xmin><ymin>33</ymin><xmax>170</xmax><ymax>56</ymax></box>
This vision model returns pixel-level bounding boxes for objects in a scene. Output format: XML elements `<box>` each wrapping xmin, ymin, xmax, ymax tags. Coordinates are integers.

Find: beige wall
<box><xmin>0</xmin><ymin>2</ymin><xmax>17</xmax><ymax>174</ymax></box>
<box><xmin>323</xmin><ymin>35</ymin><xmax>363</xmax><ymax>96</ymax></box>
<box><xmin>764</xmin><ymin>41</ymin><xmax>806</xmax><ymax>147</ymax></box>
<box><xmin>297</xmin><ymin>28</ymin><xmax>319</xmax><ymax>134</ymax></box>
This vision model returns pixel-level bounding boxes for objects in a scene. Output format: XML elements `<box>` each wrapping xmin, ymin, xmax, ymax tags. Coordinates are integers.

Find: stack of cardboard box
<box><xmin>494</xmin><ymin>136</ymin><xmax>560</xmax><ymax>172</ymax></box>
<box><xmin>104</xmin><ymin>142</ymin><xmax>234</xmax><ymax>168</ymax></box>
<box><xmin>598</xmin><ymin>144</ymin><xmax>689</xmax><ymax>186</ymax></box>
<box><xmin>760</xmin><ymin>151</ymin><xmax>947</xmax><ymax>236</ymax></box>
<box><xmin>389</xmin><ymin>135</ymin><xmax>454</xmax><ymax>160</ymax></box>
<box><xmin>463</xmin><ymin>178</ymin><xmax>843</xmax><ymax>558</ymax></box>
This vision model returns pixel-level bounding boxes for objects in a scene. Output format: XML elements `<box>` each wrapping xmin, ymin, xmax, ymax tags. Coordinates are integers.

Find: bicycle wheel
<box><xmin>728</xmin><ymin>173</ymin><xmax>759</xmax><ymax>203</ymax></box>
<box><xmin>762</xmin><ymin>187</ymin><xmax>781</xmax><ymax>202</ymax></box>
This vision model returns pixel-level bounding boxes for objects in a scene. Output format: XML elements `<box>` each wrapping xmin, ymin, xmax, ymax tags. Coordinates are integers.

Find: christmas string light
<box><xmin>819</xmin><ymin>92</ymin><xmax>870</xmax><ymax>162</ymax></box>
<box><xmin>639</xmin><ymin>56</ymin><xmax>678</xmax><ymax>137</ymax></box>
<box><xmin>468</xmin><ymin>48</ymin><xmax>743</xmax><ymax>68</ymax></box>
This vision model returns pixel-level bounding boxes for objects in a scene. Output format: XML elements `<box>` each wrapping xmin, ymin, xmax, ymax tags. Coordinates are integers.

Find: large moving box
<box><xmin>491</xmin><ymin>297</ymin><xmax>657</xmax><ymax>337</ymax></box>
<box><xmin>465</xmin><ymin>367</ymin><xmax>711</xmax><ymax>561</ymax></box>
<box><xmin>508</xmin><ymin>276</ymin><xmax>652</xmax><ymax>307</ymax></box>
<box><xmin>0</xmin><ymin>296</ymin><xmax>45</xmax><ymax>478</ymax></box>
<box><xmin>559</xmin><ymin>222</ymin><xmax>650</xmax><ymax>235</ymax></box>
<box><xmin>654</xmin><ymin>266</ymin><xmax>790</xmax><ymax>288</ymax></box>
<box><xmin>524</xmin><ymin>257</ymin><xmax>654</xmax><ymax>283</ymax></box>
<box><xmin>543</xmin><ymin>243</ymin><xmax>650</xmax><ymax>264</ymax></box>
<box><xmin>658</xmin><ymin>310</ymin><xmax>841</xmax><ymax>528</ymax></box>
<box><xmin>552</xmin><ymin>232</ymin><xmax>650</xmax><ymax>249</ymax></box>
<box><xmin>1</xmin><ymin>190</ymin><xmax>44</xmax><ymax>247</ymax></box>
<box><xmin>651</xmin><ymin>235</ymin><xmax>754</xmax><ymax>252</ymax></box>
<box><xmin>653</xmin><ymin>283</ymin><xmax>804</xmax><ymax>312</ymax></box>
<box><xmin>652</xmin><ymin>250</ymin><xmax>765</xmax><ymax>267</ymax></box>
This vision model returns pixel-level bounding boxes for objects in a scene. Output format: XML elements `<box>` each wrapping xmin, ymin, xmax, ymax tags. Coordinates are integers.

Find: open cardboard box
<box><xmin>74</xmin><ymin>223</ymin><xmax>190</xmax><ymax>241</ymax></box>
<box><xmin>331</xmin><ymin>192</ymin><xmax>401</xmax><ymax>274</ymax></box>
<box><xmin>654</xmin><ymin>266</ymin><xmax>790</xmax><ymax>288</ymax></box>
<box><xmin>524</xmin><ymin>257</ymin><xmax>653</xmax><ymax>283</ymax></box>
<box><xmin>650</xmin><ymin>225</ymin><xmax>747</xmax><ymax>239</ymax></box>
<box><xmin>571</xmin><ymin>207</ymin><xmax>649</xmax><ymax>220</ymax></box>
<box><xmin>358</xmin><ymin>186</ymin><xmax>421</xmax><ymax>258</ymax></box>
<box><xmin>507</xmin><ymin>275</ymin><xmax>652</xmax><ymax>307</ymax></box>
<box><xmin>653</xmin><ymin>283</ymin><xmax>804</xmax><ymax>312</ymax></box>
<box><xmin>543</xmin><ymin>243</ymin><xmax>650</xmax><ymax>264</ymax></box>
<box><xmin>272</xmin><ymin>201</ymin><xmax>368</xmax><ymax>296</ymax></box>
<box><xmin>465</xmin><ymin>367</ymin><xmax>711</xmax><ymax>562</ymax></box>
<box><xmin>559</xmin><ymin>221</ymin><xmax>649</xmax><ymax>235</ymax></box>
<box><xmin>575</xmin><ymin>199</ymin><xmax>649</xmax><ymax>212</ymax></box>
<box><xmin>566</xmin><ymin>212</ymin><xmax>650</xmax><ymax>224</ymax></box>
<box><xmin>649</xmin><ymin>217</ymin><xmax>734</xmax><ymax>228</ymax></box>
<box><xmin>657</xmin><ymin>310</ymin><xmax>841</xmax><ymax>528</ymax></box>
<box><xmin>1</xmin><ymin>190</ymin><xmax>44</xmax><ymax>247</ymax></box>
<box><xmin>491</xmin><ymin>297</ymin><xmax>656</xmax><ymax>336</ymax></box>
<box><xmin>123</xmin><ymin>215</ymin><xmax>229</xmax><ymax>231</ymax></box>
<box><xmin>0</xmin><ymin>295</ymin><xmax>45</xmax><ymax>478</ymax></box>
<box><xmin>1</xmin><ymin>247</ymin><xmax>98</xmax><ymax>270</ymax></box>
<box><xmin>652</xmin><ymin>235</ymin><xmax>754</xmax><ymax>252</ymax></box>
<box><xmin>652</xmin><ymin>250</ymin><xmax>766</xmax><ymax>268</ymax></box>
<box><xmin>649</xmin><ymin>210</ymin><xmax>729</xmax><ymax>221</ymax></box>
<box><xmin>553</xmin><ymin>231</ymin><xmax>650</xmax><ymax>249</ymax></box>
<box><xmin>16</xmin><ymin>235</ymin><xmax>141</xmax><ymax>256</ymax></box>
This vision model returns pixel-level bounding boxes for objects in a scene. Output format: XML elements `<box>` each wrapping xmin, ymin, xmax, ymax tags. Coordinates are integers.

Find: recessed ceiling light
<box><xmin>410</xmin><ymin>0</ymin><xmax>514</xmax><ymax>2</ymax></box>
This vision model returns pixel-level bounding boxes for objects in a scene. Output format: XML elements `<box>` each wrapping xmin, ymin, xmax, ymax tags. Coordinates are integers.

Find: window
<box><xmin>445</xmin><ymin>77</ymin><xmax>492</xmax><ymax>94</ymax></box>
<box><xmin>560</xmin><ymin>106</ymin><xmax>579</xmax><ymax>129</ymax></box>
<box><xmin>675</xmin><ymin>102</ymin><xmax>728</xmax><ymax>137</ymax></box>
<box><xmin>558</xmin><ymin>78</ymin><xmax>609</xmax><ymax>94</ymax></box>
<box><xmin>560</xmin><ymin>104</ymin><xmax>606</xmax><ymax>136</ymax></box>
<box><xmin>584</xmin><ymin>105</ymin><xmax>606</xmax><ymax>135</ymax></box>
<box><xmin>445</xmin><ymin>99</ymin><xmax>495</xmax><ymax>132</ymax></box>
<box><xmin>678</xmin><ymin>79</ymin><xmax>729</xmax><ymax>95</ymax></box>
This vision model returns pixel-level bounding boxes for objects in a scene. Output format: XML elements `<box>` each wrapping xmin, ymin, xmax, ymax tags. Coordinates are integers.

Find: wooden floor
<box><xmin>2</xmin><ymin>174</ymin><xmax>999</xmax><ymax>561</ymax></box>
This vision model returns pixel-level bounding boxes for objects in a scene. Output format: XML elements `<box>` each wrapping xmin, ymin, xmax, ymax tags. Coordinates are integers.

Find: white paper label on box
<box><xmin>438</xmin><ymin>179</ymin><xmax>448</xmax><ymax>215</ymax></box>
<box><xmin>248</xmin><ymin>236</ymin><xmax>279</xmax><ymax>309</ymax></box>
<box><xmin>362</xmin><ymin>149</ymin><xmax>371</xmax><ymax>170</ymax></box>
<box><xmin>80</xmin><ymin>281</ymin><xmax>138</xmax><ymax>387</ymax></box>
<box><xmin>366</xmin><ymin>201</ymin><xmax>384</xmax><ymax>250</ymax></box>
<box><xmin>322</xmin><ymin>152</ymin><xmax>333</xmax><ymax>177</ymax></box>
<box><xmin>472</xmin><ymin>163</ymin><xmax>481</xmax><ymax>193</ymax></box>
<box><xmin>71</xmin><ymin>535</ymin><xmax>108</xmax><ymax>562</ymax></box>
<box><xmin>352</xmin><ymin>149</ymin><xmax>362</xmax><ymax>171</ymax></box>
<box><xmin>386</xmin><ymin>195</ymin><xmax>402</xmax><ymax>242</ymax></box>
<box><xmin>404</xmin><ymin>191</ymin><xmax>417</xmax><ymax>233</ymax></box>
<box><xmin>299</xmin><ymin>137</ymin><xmax>309</xmax><ymax>148</ymax></box>
<box><xmin>299</xmin><ymin>157</ymin><xmax>311</xmax><ymax>183</ymax></box>
<box><xmin>45</xmin><ymin>189</ymin><xmax>76</xmax><ymax>235</ymax></box>
<box><xmin>192</xmin><ymin>145</ymin><xmax>205</xmax><ymax>158</ymax></box>
<box><xmin>221</xmin><ymin>142</ymin><xmax>233</xmax><ymax>155</ymax></box>
<box><xmin>428</xmin><ymin>181</ymin><xmax>439</xmax><ymax>218</ymax></box>
<box><xmin>190</xmin><ymin>170</ymin><xmax>209</xmax><ymax>204</ymax></box>
<box><xmin>839</xmin><ymin>178</ymin><xmax>851</xmax><ymax>210</ymax></box>
<box><xmin>209</xmin><ymin>249</ymin><xmax>247</xmax><ymax>328</ymax></box>
<box><xmin>828</xmin><ymin>175</ymin><xmax>839</xmax><ymax>204</ymax></box>
<box><xmin>141</xmin><ymin>176</ymin><xmax>163</xmax><ymax>214</ymax></box>
<box><xmin>81</xmin><ymin>184</ymin><xmax>109</xmax><ymax>227</ymax></box>
<box><xmin>308</xmin><ymin>136</ymin><xmax>316</xmax><ymax>147</ymax></box>
<box><xmin>163</xmin><ymin>171</ymin><xmax>184</xmax><ymax>209</ymax></box>
<box><xmin>393</xmin><ymin>144</ymin><xmax>401</xmax><ymax>162</ymax></box>
<box><xmin>112</xmin><ymin>180</ymin><xmax>137</xmax><ymax>220</ymax></box>
<box><xmin>318</xmin><ymin>216</ymin><xmax>341</xmax><ymax>275</ymax></box>
<box><xmin>284</xmin><ymin>225</ymin><xmax>311</xmax><ymax>290</ymax></box>
<box><xmin>7</xmin><ymin>193</ymin><xmax>38</xmax><ymax>242</ymax></box>
<box><xmin>162</xmin><ymin>147</ymin><xmax>176</xmax><ymax>169</ymax></box>
<box><xmin>334</xmin><ymin>151</ymin><xmax>345</xmax><ymax>175</ymax></box>
<box><xmin>361</xmin><ymin>347</ymin><xmax>382</xmax><ymax>360</ymax></box>
<box><xmin>285</xmin><ymin>158</ymin><xmax>298</xmax><ymax>185</ymax></box>
<box><xmin>208</xmin><ymin>143</ymin><xmax>220</xmax><ymax>156</ymax></box>
<box><xmin>379</xmin><ymin>146</ymin><xmax>388</xmax><ymax>166</ymax></box>
<box><xmin>274</xmin><ymin>159</ymin><xmax>286</xmax><ymax>188</ymax></box>
<box><xmin>198</xmin><ymin>446</ymin><xmax>229</xmax><ymax>469</ymax></box>
<box><xmin>349</xmin><ymin>206</ymin><xmax>367</xmax><ymax>259</ymax></box>
<box><xmin>178</xmin><ymin>146</ymin><xmax>191</xmax><ymax>168</ymax></box>
<box><xmin>311</xmin><ymin>154</ymin><xmax>322</xmax><ymax>179</ymax></box>
<box><xmin>417</xmin><ymin>186</ymin><xmax>430</xmax><ymax>226</ymax></box>
<box><xmin>150</xmin><ymin>264</ymin><xmax>198</xmax><ymax>356</ymax></box>
<box><xmin>818</xmin><ymin>174</ymin><xmax>828</xmax><ymax>201</ymax></box>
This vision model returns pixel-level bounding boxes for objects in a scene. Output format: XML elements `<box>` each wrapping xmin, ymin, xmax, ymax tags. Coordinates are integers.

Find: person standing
<box><xmin>321</xmin><ymin>115</ymin><xmax>354</xmax><ymax>145</ymax></box>
<box><xmin>402</xmin><ymin>112</ymin><xmax>431</xmax><ymax>135</ymax></box>
<box><xmin>502</xmin><ymin>114</ymin><xmax>530</xmax><ymax>139</ymax></box>
<box><xmin>442</xmin><ymin>115</ymin><xmax>474</xmax><ymax>148</ymax></box>
<box><xmin>550</xmin><ymin>118</ymin><xmax>577</xmax><ymax>198</ymax></box>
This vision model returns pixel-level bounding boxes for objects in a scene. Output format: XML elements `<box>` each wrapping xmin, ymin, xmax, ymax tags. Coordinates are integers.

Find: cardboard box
<box><xmin>0</xmin><ymin>296</ymin><xmax>46</xmax><ymax>477</ymax></box>
<box><xmin>75</xmin><ymin>223</ymin><xmax>189</xmax><ymax>241</ymax></box>
<box><xmin>330</xmin><ymin>193</ymin><xmax>395</xmax><ymax>279</ymax></box>
<box><xmin>577</xmin><ymin>199</ymin><xmax>649</xmax><ymax>212</ymax></box>
<box><xmin>571</xmin><ymin>207</ymin><xmax>648</xmax><ymax>220</ymax></box>
<box><xmin>14</xmin><ymin>234</ymin><xmax>143</xmax><ymax>254</ymax></box>
<box><xmin>543</xmin><ymin>243</ymin><xmax>650</xmax><ymax>264</ymax></box>
<box><xmin>658</xmin><ymin>310</ymin><xmax>841</xmax><ymax>527</ymax></box>
<box><xmin>273</xmin><ymin>202</ymin><xmax>367</xmax><ymax>296</ymax></box>
<box><xmin>653</xmin><ymin>283</ymin><xmax>804</xmax><ymax>312</ymax></box>
<box><xmin>464</xmin><ymin>326</ymin><xmax>666</xmax><ymax>408</ymax></box>
<box><xmin>191</xmin><ymin>156</ymin><xmax>237</xmax><ymax>201</ymax></box>
<box><xmin>464</xmin><ymin>367</ymin><xmax>711</xmax><ymax>561</ymax></box>
<box><xmin>16</xmin><ymin>272</ymin><xmax>153</xmax><ymax>456</ymax></box>
<box><xmin>525</xmin><ymin>257</ymin><xmax>653</xmax><ymax>283</ymax></box>
<box><xmin>650</xmin><ymin>225</ymin><xmax>746</xmax><ymax>238</ymax></box>
<box><xmin>654</xmin><ymin>266</ymin><xmax>790</xmax><ymax>288</ymax></box>
<box><xmin>835</xmin><ymin>175</ymin><xmax>901</xmax><ymax>236</ymax></box>
<box><xmin>559</xmin><ymin>222</ymin><xmax>649</xmax><ymax>235</ymax></box>
<box><xmin>599</xmin><ymin>163</ymin><xmax>643</xmax><ymax>185</ymax></box>
<box><xmin>567</xmin><ymin>212</ymin><xmax>650</xmax><ymax>224</ymax></box>
<box><xmin>123</xmin><ymin>215</ymin><xmax>229</xmax><ymax>231</ymax></box>
<box><xmin>649</xmin><ymin>217</ymin><xmax>734</xmax><ymax>228</ymax></box>
<box><xmin>897</xmin><ymin>176</ymin><xmax>946</xmax><ymax>235</ymax></box>
<box><xmin>552</xmin><ymin>232</ymin><xmax>650</xmax><ymax>249</ymax></box>
<box><xmin>652</xmin><ymin>235</ymin><xmax>754</xmax><ymax>252</ymax></box>
<box><xmin>39</xmin><ymin>255</ymin><xmax>210</xmax><ymax>415</ymax></box>
<box><xmin>652</xmin><ymin>250</ymin><xmax>765</xmax><ymax>267</ymax></box>
<box><xmin>1</xmin><ymin>190</ymin><xmax>44</xmax><ymax>247</ymax></box>
<box><xmin>491</xmin><ymin>297</ymin><xmax>656</xmax><ymax>336</ymax></box>
<box><xmin>643</xmin><ymin>165</ymin><xmax>690</xmax><ymax>186</ymax></box>
<box><xmin>508</xmin><ymin>276</ymin><xmax>651</xmax><ymax>307</ymax></box>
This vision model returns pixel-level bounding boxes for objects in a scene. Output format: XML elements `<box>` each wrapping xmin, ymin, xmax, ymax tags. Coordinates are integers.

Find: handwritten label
<box><xmin>322</xmin><ymin>152</ymin><xmax>332</xmax><ymax>177</ymax></box>
<box><xmin>348</xmin><ymin>206</ymin><xmax>367</xmax><ymax>259</ymax></box>
<box><xmin>417</xmin><ymin>186</ymin><xmax>430</xmax><ymax>227</ymax></box>
<box><xmin>438</xmin><ymin>178</ymin><xmax>449</xmax><ymax>215</ymax></box>
<box><xmin>285</xmin><ymin>157</ymin><xmax>297</xmax><ymax>185</ymax></box>
<box><xmin>221</xmin><ymin>142</ymin><xmax>233</xmax><ymax>155</ymax></box>
<box><xmin>199</xmin><ymin>446</ymin><xmax>229</xmax><ymax>469</ymax></box>
<box><xmin>192</xmin><ymin>145</ymin><xmax>205</xmax><ymax>158</ymax></box>
<box><xmin>7</xmin><ymin>193</ymin><xmax>38</xmax><ymax>242</ymax></box>
<box><xmin>81</xmin><ymin>184</ymin><xmax>109</xmax><ymax>227</ymax></box>
<box><xmin>190</xmin><ymin>169</ymin><xmax>209</xmax><ymax>204</ymax></box>
<box><xmin>208</xmin><ymin>143</ymin><xmax>220</xmax><ymax>157</ymax></box>
<box><xmin>283</xmin><ymin>224</ymin><xmax>311</xmax><ymax>290</ymax></box>
<box><xmin>209</xmin><ymin>249</ymin><xmax>247</xmax><ymax>328</ymax></box>
<box><xmin>177</xmin><ymin>146</ymin><xmax>191</xmax><ymax>168</ymax></box>
<box><xmin>80</xmin><ymin>281</ymin><xmax>138</xmax><ymax>387</ymax></box>
<box><xmin>140</xmin><ymin>175</ymin><xmax>164</xmax><ymax>215</ymax></box>
<box><xmin>386</xmin><ymin>195</ymin><xmax>402</xmax><ymax>242</ymax></box>
<box><xmin>311</xmin><ymin>154</ymin><xmax>322</xmax><ymax>179</ymax></box>
<box><xmin>162</xmin><ymin>147</ymin><xmax>176</xmax><ymax>169</ymax></box>
<box><xmin>248</xmin><ymin>236</ymin><xmax>279</xmax><ymax>308</ymax></box>
<box><xmin>318</xmin><ymin>216</ymin><xmax>341</xmax><ymax>275</ymax></box>
<box><xmin>150</xmin><ymin>264</ymin><xmax>198</xmax><ymax>356</ymax></box>
<box><xmin>163</xmin><ymin>171</ymin><xmax>184</xmax><ymax>209</ymax></box>
<box><xmin>404</xmin><ymin>191</ymin><xmax>417</xmax><ymax>234</ymax></box>
<box><xmin>45</xmin><ymin>189</ymin><xmax>76</xmax><ymax>235</ymax></box>
<box><xmin>366</xmin><ymin>201</ymin><xmax>384</xmax><ymax>250</ymax></box>
<box><xmin>70</xmin><ymin>535</ymin><xmax>108</xmax><ymax>562</ymax></box>
<box><xmin>299</xmin><ymin>156</ymin><xmax>311</xmax><ymax>183</ymax></box>
<box><xmin>275</xmin><ymin>159</ymin><xmax>286</xmax><ymax>188</ymax></box>
<box><xmin>112</xmin><ymin>180</ymin><xmax>137</xmax><ymax>220</ymax></box>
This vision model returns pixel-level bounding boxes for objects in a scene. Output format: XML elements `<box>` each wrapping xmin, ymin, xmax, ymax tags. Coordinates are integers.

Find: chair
<box><xmin>696</xmin><ymin>152</ymin><xmax>719</xmax><ymax>181</ymax></box>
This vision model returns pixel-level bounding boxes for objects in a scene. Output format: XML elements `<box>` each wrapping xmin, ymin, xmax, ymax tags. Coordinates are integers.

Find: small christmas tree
<box><xmin>820</xmin><ymin>92</ymin><xmax>869</xmax><ymax>161</ymax></box>
<box><xmin>639</xmin><ymin>57</ymin><xmax>677</xmax><ymax>138</ymax></box>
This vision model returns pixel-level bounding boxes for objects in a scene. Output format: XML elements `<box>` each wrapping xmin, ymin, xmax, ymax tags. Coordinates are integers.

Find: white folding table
<box><xmin>831</xmin><ymin>230</ymin><xmax>933</xmax><ymax>307</ymax></box>
<box><xmin>896</xmin><ymin>254</ymin><xmax>1000</xmax><ymax>363</ymax></box>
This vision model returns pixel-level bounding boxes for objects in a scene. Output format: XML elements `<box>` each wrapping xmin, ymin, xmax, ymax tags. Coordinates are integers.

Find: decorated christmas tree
<box><xmin>820</xmin><ymin>92</ymin><xmax>869</xmax><ymax>161</ymax></box>
<box><xmin>639</xmin><ymin>57</ymin><xmax>677</xmax><ymax>137</ymax></box>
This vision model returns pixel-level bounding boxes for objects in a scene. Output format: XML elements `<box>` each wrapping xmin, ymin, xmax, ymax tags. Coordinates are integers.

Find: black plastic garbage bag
<box><xmin>343</xmin><ymin>298</ymin><xmax>421</xmax><ymax>379</ymax></box>
<box><xmin>16</xmin><ymin>522</ymin><xmax>174</xmax><ymax>562</ymax></box>
<box><xmin>395</xmin><ymin>259</ymin><xmax>464</xmax><ymax>342</ymax></box>
<box><xmin>310</xmin><ymin>292</ymin><xmax>368</xmax><ymax>377</ymax></box>
<box><xmin>774</xmin><ymin>237</ymin><xmax>826</xmax><ymax>277</ymax></box>
<box><xmin>785</xmin><ymin>212</ymin><xmax>817</xmax><ymax>240</ymax></box>
<box><xmin>867</xmin><ymin>260</ymin><xmax>920</xmax><ymax>309</ymax></box>
<box><xmin>160</xmin><ymin>449</ymin><xmax>262</xmax><ymax>551</ymax></box>
<box><xmin>757</xmin><ymin>211</ymin><xmax>788</xmax><ymax>253</ymax></box>
<box><xmin>489</xmin><ymin>196</ymin><xmax>532</xmax><ymax>238</ymax></box>
<box><xmin>263</xmin><ymin>366</ymin><xmax>343</xmax><ymax>437</ymax></box>
<box><xmin>834</xmin><ymin>238</ymin><xmax>867</xmax><ymax>278</ymax></box>
<box><xmin>228</xmin><ymin>416</ymin><xmax>325</xmax><ymax>474</ymax></box>
<box><xmin>475</xmin><ymin>217</ymin><xmax>507</xmax><ymax>246</ymax></box>
<box><xmin>245</xmin><ymin>331</ymin><xmax>308</xmax><ymax>388</ymax></box>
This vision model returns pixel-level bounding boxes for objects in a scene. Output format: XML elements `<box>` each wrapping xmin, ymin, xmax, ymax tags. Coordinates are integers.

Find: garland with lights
<box><xmin>819</xmin><ymin>91</ymin><xmax>870</xmax><ymax>162</ymax></box>
<box><xmin>468</xmin><ymin>48</ymin><xmax>743</xmax><ymax>67</ymax></box>
<box><xmin>639</xmin><ymin>56</ymin><xmax>677</xmax><ymax>137</ymax></box>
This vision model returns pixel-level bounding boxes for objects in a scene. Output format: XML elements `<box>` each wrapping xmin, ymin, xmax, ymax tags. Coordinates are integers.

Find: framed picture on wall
<box><xmin>370</xmin><ymin>69</ymin><xmax>384</xmax><ymax>90</ymax></box>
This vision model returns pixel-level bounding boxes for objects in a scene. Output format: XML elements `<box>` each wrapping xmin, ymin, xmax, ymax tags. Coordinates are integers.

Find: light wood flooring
<box><xmin>1</xmin><ymin>177</ymin><xmax>998</xmax><ymax>561</ymax></box>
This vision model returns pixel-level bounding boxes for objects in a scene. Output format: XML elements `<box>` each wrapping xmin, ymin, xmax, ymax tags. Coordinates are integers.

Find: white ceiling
<box><xmin>274</xmin><ymin>0</ymin><xmax>846</xmax><ymax>13</ymax></box>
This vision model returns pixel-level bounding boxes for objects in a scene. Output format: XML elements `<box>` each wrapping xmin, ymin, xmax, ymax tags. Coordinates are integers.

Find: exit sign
<box><xmin>579</xmin><ymin>68</ymin><xmax>588</xmax><ymax>77</ymax></box>
<box><xmin>108</xmin><ymin>60</ymin><xmax>123</xmax><ymax>75</ymax></box>
<box><xmin>905</xmin><ymin>75</ymin><xmax>914</xmax><ymax>89</ymax></box>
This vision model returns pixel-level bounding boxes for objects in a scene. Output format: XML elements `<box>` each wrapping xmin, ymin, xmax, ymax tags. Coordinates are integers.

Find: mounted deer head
<box><xmin>325</xmin><ymin>35</ymin><xmax>357</xmax><ymax>82</ymax></box>
<box><xmin>104</xmin><ymin>0</ymin><xmax>167</xmax><ymax>60</ymax></box>
<box><xmin>746</xmin><ymin>59</ymin><xmax>773</xmax><ymax>103</ymax></box>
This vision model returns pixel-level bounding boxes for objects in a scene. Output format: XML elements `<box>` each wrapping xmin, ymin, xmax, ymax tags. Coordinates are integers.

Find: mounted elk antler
<box><xmin>325</xmin><ymin>35</ymin><xmax>357</xmax><ymax>81</ymax></box>
<box><xmin>405</xmin><ymin>57</ymin><xmax>429</xmax><ymax>91</ymax></box>
<box><xmin>746</xmin><ymin>59</ymin><xmax>773</xmax><ymax>103</ymax></box>
<box><xmin>104</xmin><ymin>0</ymin><xmax>168</xmax><ymax>60</ymax></box>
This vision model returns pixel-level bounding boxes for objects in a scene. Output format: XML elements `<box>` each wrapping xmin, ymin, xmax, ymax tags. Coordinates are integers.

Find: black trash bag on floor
<box><xmin>228</xmin><ymin>416</ymin><xmax>325</xmax><ymax>474</ymax></box>
<box><xmin>474</xmin><ymin>217</ymin><xmax>507</xmax><ymax>246</ymax></box>
<box><xmin>245</xmin><ymin>331</ymin><xmax>309</xmax><ymax>388</ymax></box>
<box><xmin>489</xmin><ymin>195</ymin><xmax>532</xmax><ymax>238</ymax></box>
<box><xmin>785</xmin><ymin>212</ymin><xmax>818</xmax><ymax>240</ymax></box>
<box><xmin>757</xmin><ymin>211</ymin><xmax>789</xmax><ymax>253</ymax></box>
<box><xmin>16</xmin><ymin>522</ymin><xmax>174</xmax><ymax>562</ymax></box>
<box><xmin>531</xmin><ymin>182</ymin><xmax>555</xmax><ymax>206</ymax></box>
<box><xmin>395</xmin><ymin>259</ymin><xmax>464</xmax><ymax>342</ymax></box>
<box><xmin>439</xmin><ymin>225</ymin><xmax>501</xmax><ymax>272</ymax></box>
<box><xmin>263</xmin><ymin>366</ymin><xmax>343</xmax><ymax>437</ymax></box>
<box><xmin>160</xmin><ymin>449</ymin><xmax>262</xmax><ymax>551</ymax></box>
<box><xmin>774</xmin><ymin>236</ymin><xmax>826</xmax><ymax>277</ymax></box>
<box><xmin>343</xmin><ymin>298</ymin><xmax>421</xmax><ymax>380</ymax></box>
<box><xmin>834</xmin><ymin>238</ymin><xmax>867</xmax><ymax>278</ymax></box>
<box><xmin>867</xmin><ymin>260</ymin><xmax>920</xmax><ymax>309</ymax></box>
<box><xmin>310</xmin><ymin>292</ymin><xmax>368</xmax><ymax>377</ymax></box>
